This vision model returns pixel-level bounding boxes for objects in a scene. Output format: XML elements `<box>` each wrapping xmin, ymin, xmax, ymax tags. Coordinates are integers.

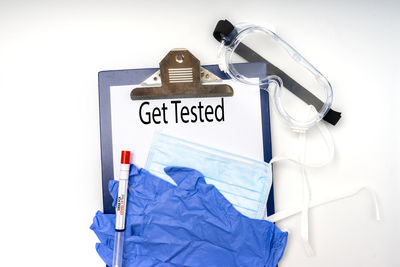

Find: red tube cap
<box><xmin>120</xmin><ymin>150</ymin><xmax>131</xmax><ymax>164</ymax></box>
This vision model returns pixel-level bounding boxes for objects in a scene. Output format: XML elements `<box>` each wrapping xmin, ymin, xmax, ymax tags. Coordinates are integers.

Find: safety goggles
<box><xmin>214</xmin><ymin>20</ymin><xmax>341</xmax><ymax>130</ymax></box>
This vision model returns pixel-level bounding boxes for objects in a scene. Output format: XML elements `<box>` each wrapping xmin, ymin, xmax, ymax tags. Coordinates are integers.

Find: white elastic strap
<box><xmin>299</xmin><ymin>132</ymin><xmax>315</xmax><ymax>256</ymax></box>
<box><xmin>266</xmin><ymin>186</ymin><xmax>381</xmax><ymax>222</ymax></box>
<box><xmin>268</xmin><ymin>113</ymin><xmax>334</xmax><ymax>255</ymax></box>
<box><xmin>269</xmin><ymin>120</ymin><xmax>334</xmax><ymax>168</ymax></box>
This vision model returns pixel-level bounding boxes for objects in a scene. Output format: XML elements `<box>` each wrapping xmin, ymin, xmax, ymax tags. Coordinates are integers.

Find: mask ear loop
<box><xmin>264</xmin><ymin>88</ymin><xmax>380</xmax><ymax>254</ymax></box>
<box><xmin>298</xmin><ymin>125</ymin><xmax>315</xmax><ymax>256</ymax></box>
<box><xmin>290</xmin><ymin>108</ymin><xmax>316</xmax><ymax>256</ymax></box>
<box><xmin>266</xmin><ymin>186</ymin><xmax>381</xmax><ymax>223</ymax></box>
<box><xmin>269</xmin><ymin>114</ymin><xmax>335</xmax><ymax>168</ymax></box>
<box><xmin>294</xmin><ymin>107</ymin><xmax>331</xmax><ymax>256</ymax></box>
<box><xmin>260</xmin><ymin>78</ymin><xmax>320</xmax><ymax>255</ymax></box>
<box><xmin>266</xmin><ymin>185</ymin><xmax>381</xmax><ymax>255</ymax></box>
<box><xmin>263</xmin><ymin>78</ymin><xmax>339</xmax><ymax>255</ymax></box>
<box><xmin>266</xmin><ymin>119</ymin><xmax>381</xmax><ymax>256</ymax></box>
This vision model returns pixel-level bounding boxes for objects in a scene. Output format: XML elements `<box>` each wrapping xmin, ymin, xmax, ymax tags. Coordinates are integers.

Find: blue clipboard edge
<box><xmin>98</xmin><ymin>63</ymin><xmax>274</xmax><ymax>216</ymax></box>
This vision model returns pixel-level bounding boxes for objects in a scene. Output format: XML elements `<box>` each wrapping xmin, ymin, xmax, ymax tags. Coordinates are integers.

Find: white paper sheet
<box><xmin>110</xmin><ymin>79</ymin><xmax>266</xmax><ymax>178</ymax></box>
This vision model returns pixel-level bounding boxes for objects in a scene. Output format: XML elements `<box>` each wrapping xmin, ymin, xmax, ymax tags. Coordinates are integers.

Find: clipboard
<box><xmin>98</xmin><ymin>49</ymin><xmax>275</xmax><ymax>217</ymax></box>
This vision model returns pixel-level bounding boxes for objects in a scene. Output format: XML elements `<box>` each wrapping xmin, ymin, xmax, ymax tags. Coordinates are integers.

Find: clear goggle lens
<box><xmin>220</xmin><ymin>25</ymin><xmax>333</xmax><ymax>130</ymax></box>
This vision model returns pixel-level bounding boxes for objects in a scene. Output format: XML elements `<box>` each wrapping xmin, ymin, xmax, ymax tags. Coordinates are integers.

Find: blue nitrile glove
<box><xmin>91</xmin><ymin>164</ymin><xmax>287</xmax><ymax>267</ymax></box>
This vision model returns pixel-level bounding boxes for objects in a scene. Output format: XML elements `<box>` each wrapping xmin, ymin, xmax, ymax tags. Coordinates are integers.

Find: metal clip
<box><xmin>131</xmin><ymin>49</ymin><xmax>233</xmax><ymax>100</ymax></box>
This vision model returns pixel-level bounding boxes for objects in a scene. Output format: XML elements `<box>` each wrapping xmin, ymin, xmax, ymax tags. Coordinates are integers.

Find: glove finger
<box><xmin>124</xmin><ymin>255</ymin><xmax>186</xmax><ymax>267</ymax></box>
<box><xmin>96</xmin><ymin>234</ymin><xmax>189</xmax><ymax>267</ymax></box>
<box><xmin>90</xmin><ymin>211</ymin><xmax>115</xmax><ymax>244</ymax></box>
<box><xmin>124</xmin><ymin>234</ymin><xmax>193</xmax><ymax>264</ymax></box>
<box><xmin>125</xmin><ymin>255</ymin><xmax>190</xmax><ymax>267</ymax></box>
<box><xmin>109</xmin><ymin>164</ymin><xmax>177</xmax><ymax>215</ymax></box>
<box><xmin>164</xmin><ymin>167</ymin><xmax>205</xmax><ymax>191</ymax></box>
<box><xmin>95</xmin><ymin>242</ymin><xmax>113</xmax><ymax>267</ymax></box>
<box><xmin>127</xmin><ymin>167</ymin><xmax>176</xmax><ymax>200</ymax></box>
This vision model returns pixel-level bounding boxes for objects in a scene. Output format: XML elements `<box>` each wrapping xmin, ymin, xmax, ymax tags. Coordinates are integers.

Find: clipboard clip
<box><xmin>131</xmin><ymin>49</ymin><xmax>233</xmax><ymax>100</ymax></box>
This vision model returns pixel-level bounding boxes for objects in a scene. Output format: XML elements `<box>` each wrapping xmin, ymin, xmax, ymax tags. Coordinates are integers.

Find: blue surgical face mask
<box><xmin>145</xmin><ymin>132</ymin><xmax>272</xmax><ymax>219</ymax></box>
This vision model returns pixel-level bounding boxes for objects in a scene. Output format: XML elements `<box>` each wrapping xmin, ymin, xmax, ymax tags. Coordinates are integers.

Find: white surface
<box><xmin>0</xmin><ymin>0</ymin><xmax>398</xmax><ymax>266</ymax></box>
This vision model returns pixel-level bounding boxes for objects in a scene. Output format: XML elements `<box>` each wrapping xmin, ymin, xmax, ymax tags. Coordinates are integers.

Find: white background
<box><xmin>0</xmin><ymin>0</ymin><xmax>399</xmax><ymax>266</ymax></box>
